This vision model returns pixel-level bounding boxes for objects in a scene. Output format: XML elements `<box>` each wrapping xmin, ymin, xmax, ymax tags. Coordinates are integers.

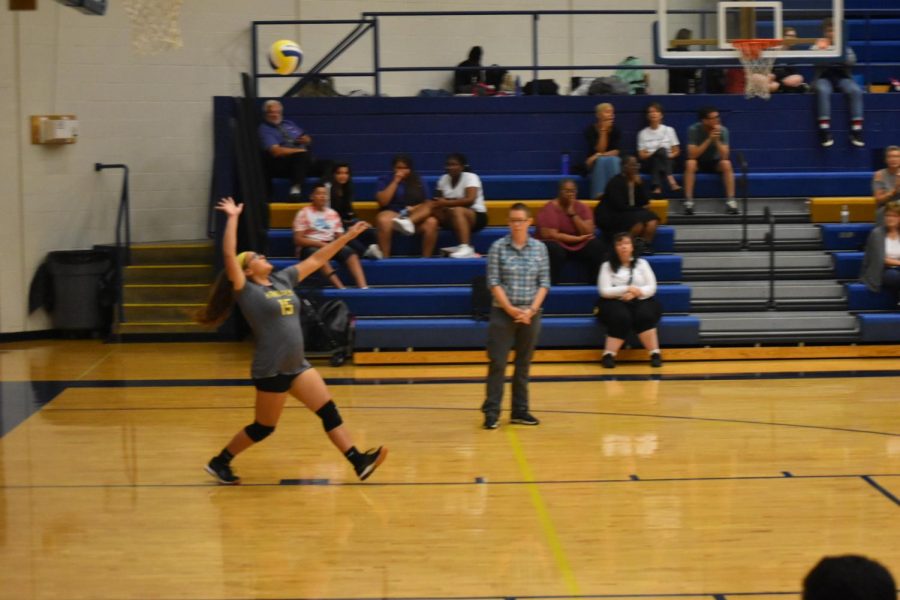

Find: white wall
<box><xmin>1</xmin><ymin>0</ymin><xmax>676</xmax><ymax>333</ymax></box>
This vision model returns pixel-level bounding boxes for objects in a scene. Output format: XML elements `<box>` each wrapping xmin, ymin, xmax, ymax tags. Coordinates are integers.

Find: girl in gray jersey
<box><xmin>196</xmin><ymin>197</ymin><xmax>386</xmax><ymax>484</ymax></box>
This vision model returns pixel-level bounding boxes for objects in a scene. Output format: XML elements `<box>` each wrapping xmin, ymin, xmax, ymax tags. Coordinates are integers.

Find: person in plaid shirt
<box><xmin>481</xmin><ymin>203</ymin><xmax>551</xmax><ymax>430</ymax></box>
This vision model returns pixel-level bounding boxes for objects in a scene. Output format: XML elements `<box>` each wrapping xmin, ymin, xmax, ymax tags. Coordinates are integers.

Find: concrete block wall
<box><xmin>1</xmin><ymin>0</ymin><xmax>698</xmax><ymax>333</ymax></box>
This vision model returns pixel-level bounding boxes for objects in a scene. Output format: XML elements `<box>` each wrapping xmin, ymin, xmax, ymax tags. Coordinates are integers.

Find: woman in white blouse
<box><xmin>637</xmin><ymin>102</ymin><xmax>681</xmax><ymax>197</ymax></box>
<box><xmin>596</xmin><ymin>232</ymin><xmax>663</xmax><ymax>368</ymax></box>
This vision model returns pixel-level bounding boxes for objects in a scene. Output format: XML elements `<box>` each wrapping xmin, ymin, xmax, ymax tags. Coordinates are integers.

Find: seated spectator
<box><xmin>768</xmin><ymin>27</ymin><xmax>809</xmax><ymax>94</ymax></box>
<box><xmin>596</xmin><ymin>233</ymin><xmax>663</xmax><ymax>369</ymax></box>
<box><xmin>803</xmin><ymin>554</ymin><xmax>897</xmax><ymax>600</ymax></box>
<box><xmin>683</xmin><ymin>106</ymin><xmax>738</xmax><ymax>215</ymax></box>
<box><xmin>454</xmin><ymin>46</ymin><xmax>484</xmax><ymax>94</ymax></box>
<box><xmin>374</xmin><ymin>154</ymin><xmax>432</xmax><ymax>258</ymax></box>
<box><xmin>596</xmin><ymin>156</ymin><xmax>659</xmax><ymax>253</ymax></box>
<box><xmin>813</xmin><ymin>17</ymin><xmax>865</xmax><ymax>148</ymax></box>
<box><xmin>584</xmin><ymin>103</ymin><xmax>622</xmax><ymax>199</ymax></box>
<box><xmin>873</xmin><ymin>146</ymin><xmax>900</xmax><ymax>225</ymax></box>
<box><xmin>668</xmin><ymin>28</ymin><xmax>701</xmax><ymax>94</ymax></box>
<box><xmin>535</xmin><ymin>179</ymin><xmax>606</xmax><ymax>285</ymax></box>
<box><xmin>637</xmin><ymin>102</ymin><xmax>681</xmax><ymax>197</ymax></box>
<box><xmin>293</xmin><ymin>184</ymin><xmax>368</xmax><ymax>289</ymax></box>
<box><xmin>324</xmin><ymin>162</ymin><xmax>381</xmax><ymax>259</ymax></box>
<box><xmin>258</xmin><ymin>99</ymin><xmax>331</xmax><ymax>200</ymax></box>
<box><xmin>405</xmin><ymin>153</ymin><xmax>488</xmax><ymax>259</ymax></box>
<box><xmin>861</xmin><ymin>201</ymin><xmax>900</xmax><ymax>307</ymax></box>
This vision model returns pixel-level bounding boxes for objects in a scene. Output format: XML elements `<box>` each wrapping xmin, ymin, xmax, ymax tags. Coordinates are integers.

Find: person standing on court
<box><xmin>682</xmin><ymin>106</ymin><xmax>738</xmax><ymax>216</ymax></box>
<box><xmin>481</xmin><ymin>203</ymin><xmax>551</xmax><ymax>430</ymax></box>
<box><xmin>196</xmin><ymin>197</ymin><xmax>386</xmax><ymax>484</ymax></box>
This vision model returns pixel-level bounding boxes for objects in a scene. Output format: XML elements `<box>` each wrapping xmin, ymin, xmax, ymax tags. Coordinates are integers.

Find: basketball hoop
<box><xmin>732</xmin><ymin>38</ymin><xmax>782</xmax><ymax>99</ymax></box>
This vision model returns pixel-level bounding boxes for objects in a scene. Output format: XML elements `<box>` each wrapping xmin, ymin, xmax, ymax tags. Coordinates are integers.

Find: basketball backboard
<box><xmin>655</xmin><ymin>0</ymin><xmax>843</xmax><ymax>63</ymax></box>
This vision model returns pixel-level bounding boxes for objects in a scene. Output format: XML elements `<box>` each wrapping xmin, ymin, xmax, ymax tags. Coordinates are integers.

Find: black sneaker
<box><xmin>650</xmin><ymin>352</ymin><xmax>663</xmax><ymax>368</ymax></box>
<box><xmin>205</xmin><ymin>456</ymin><xmax>240</xmax><ymax>485</ymax></box>
<box><xmin>683</xmin><ymin>201</ymin><xmax>695</xmax><ymax>216</ymax></box>
<box><xmin>819</xmin><ymin>130</ymin><xmax>834</xmax><ymax>148</ymax></box>
<box><xmin>850</xmin><ymin>130</ymin><xmax>865</xmax><ymax>148</ymax></box>
<box><xmin>601</xmin><ymin>353</ymin><xmax>616</xmax><ymax>369</ymax></box>
<box><xmin>510</xmin><ymin>412</ymin><xmax>540</xmax><ymax>426</ymax></box>
<box><xmin>483</xmin><ymin>413</ymin><xmax>500</xmax><ymax>429</ymax></box>
<box><xmin>355</xmin><ymin>446</ymin><xmax>387</xmax><ymax>481</ymax></box>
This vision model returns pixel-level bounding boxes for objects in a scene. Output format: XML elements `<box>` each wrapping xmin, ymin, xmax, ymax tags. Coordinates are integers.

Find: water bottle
<box><xmin>514</xmin><ymin>75</ymin><xmax>522</xmax><ymax>96</ymax></box>
<box><xmin>840</xmin><ymin>204</ymin><xmax>849</xmax><ymax>223</ymax></box>
<box><xmin>560</xmin><ymin>152</ymin><xmax>571</xmax><ymax>175</ymax></box>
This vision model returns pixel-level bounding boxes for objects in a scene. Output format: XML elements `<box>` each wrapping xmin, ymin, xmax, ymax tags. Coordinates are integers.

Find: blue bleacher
<box><xmin>271</xmin><ymin>255</ymin><xmax>682</xmax><ymax>285</ymax></box>
<box><xmin>820</xmin><ymin>223</ymin><xmax>873</xmax><ymax>250</ymax></box>
<box><xmin>858</xmin><ymin>313</ymin><xmax>900</xmax><ymax>341</ymax></box>
<box><xmin>267</xmin><ymin>226</ymin><xmax>676</xmax><ymax>257</ymax></box>
<box><xmin>845</xmin><ymin>282</ymin><xmax>896</xmax><ymax>310</ymax></box>
<box><xmin>353</xmin><ymin>315</ymin><xmax>701</xmax><ymax>350</ymax></box>
<box><xmin>831</xmin><ymin>251</ymin><xmax>864</xmax><ymax>279</ymax></box>
<box><xmin>320</xmin><ymin>285</ymin><xmax>691</xmax><ymax>316</ymax></box>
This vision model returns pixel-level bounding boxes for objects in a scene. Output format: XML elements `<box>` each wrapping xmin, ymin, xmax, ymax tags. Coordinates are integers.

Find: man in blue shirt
<box><xmin>258</xmin><ymin>99</ymin><xmax>331</xmax><ymax>200</ymax></box>
<box><xmin>482</xmin><ymin>203</ymin><xmax>551</xmax><ymax>429</ymax></box>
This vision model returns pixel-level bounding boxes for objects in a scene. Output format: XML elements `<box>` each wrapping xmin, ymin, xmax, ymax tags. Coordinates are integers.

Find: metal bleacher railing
<box><xmin>250</xmin><ymin>8</ymin><xmax>900</xmax><ymax>97</ymax></box>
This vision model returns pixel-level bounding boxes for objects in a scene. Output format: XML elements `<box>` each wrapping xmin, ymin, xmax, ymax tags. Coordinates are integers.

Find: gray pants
<box><xmin>482</xmin><ymin>306</ymin><xmax>542</xmax><ymax>417</ymax></box>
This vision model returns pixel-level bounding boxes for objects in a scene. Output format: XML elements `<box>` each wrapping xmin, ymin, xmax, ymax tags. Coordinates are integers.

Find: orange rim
<box><xmin>732</xmin><ymin>38</ymin><xmax>782</xmax><ymax>60</ymax></box>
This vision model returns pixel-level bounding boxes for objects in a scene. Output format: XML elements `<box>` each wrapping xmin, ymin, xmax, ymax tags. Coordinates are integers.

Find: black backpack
<box><xmin>471</xmin><ymin>274</ymin><xmax>492</xmax><ymax>321</ymax></box>
<box><xmin>300</xmin><ymin>297</ymin><xmax>353</xmax><ymax>352</ymax></box>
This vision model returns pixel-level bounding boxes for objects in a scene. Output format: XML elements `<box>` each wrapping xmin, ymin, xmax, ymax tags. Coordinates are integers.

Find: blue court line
<box><xmin>3</xmin><ymin>471</ymin><xmax>898</xmax><ymax>491</ymax></box>
<box><xmin>861</xmin><ymin>475</ymin><xmax>900</xmax><ymax>506</ymax></box>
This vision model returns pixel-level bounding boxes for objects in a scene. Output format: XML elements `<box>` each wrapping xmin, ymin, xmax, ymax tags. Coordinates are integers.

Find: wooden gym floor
<box><xmin>0</xmin><ymin>340</ymin><xmax>898</xmax><ymax>600</ymax></box>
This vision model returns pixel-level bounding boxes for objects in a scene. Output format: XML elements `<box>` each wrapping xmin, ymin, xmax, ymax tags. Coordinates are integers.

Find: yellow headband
<box><xmin>235</xmin><ymin>252</ymin><xmax>251</xmax><ymax>270</ymax></box>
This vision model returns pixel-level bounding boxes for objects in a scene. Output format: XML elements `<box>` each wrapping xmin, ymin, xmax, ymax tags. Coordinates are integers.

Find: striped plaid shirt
<box><xmin>487</xmin><ymin>235</ymin><xmax>551</xmax><ymax>307</ymax></box>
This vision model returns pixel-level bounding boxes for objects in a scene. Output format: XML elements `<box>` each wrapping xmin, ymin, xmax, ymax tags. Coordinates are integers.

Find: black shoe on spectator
<box><xmin>510</xmin><ymin>412</ymin><xmax>540</xmax><ymax>426</ymax></box>
<box><xmin>850</xmin><ymin>130</ymin><xmax>865</xmax><ymax>148</ymax></box>
<box><xmin>601</xmin><ymin>353</ymin><xmax>616</xmax><ymax>369</ymax></box>
<box><xmin>819</xmin><ymin>130</ymin><xmax>834</xmax><ymax>148</ymax></box>
<box><xmin>650</xmin><ymin>352</ymin><xmax>663</xmax><ymax>368</ymax></box>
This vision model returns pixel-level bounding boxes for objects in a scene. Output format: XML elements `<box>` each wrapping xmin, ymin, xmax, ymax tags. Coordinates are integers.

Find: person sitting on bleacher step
<box><xmin>374</xmin><ymin>154</ymin><xmax>432</xmax><ymax>258</ymax></box>
<box><xmin>682</xmin><ymin>106</ymin><xmax>738</xmax><ymax>216</ymax></box>
<box><xmin>534</xmin><ymin>179</ymin><xmax>606</xmax><ymax>285</ymax></box>
<box><xmin>324</xmin><ymin>162</ymin><xmax>382</xmax><ymax>259</ymax></box>
<box><xmin>293</xmin><ymin>184</ymin><xmax>369</xmax><ymax>289</ymax></box>
<box><xmin>258</xmin><ymin>100</ymin><xmax>332</xmax><ymax>200</ymax></box>
<box><xmin>597</xmin><ymin>156</ymin><xmax>659</xmax><ymax>255</ymax></box>
<box><xmin>861</xmin><ymin>201</ymin><xmax>900</xmax><ymax>307</ymax></box>
<box><xmin>872</xmin><ymin>146</ymin><xmax>900</xmax><ymax>226</ymax></box>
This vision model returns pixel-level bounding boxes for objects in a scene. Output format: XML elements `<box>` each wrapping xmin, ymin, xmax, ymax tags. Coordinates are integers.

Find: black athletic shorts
<box><xmin>252</xmin><ymin>364</ymin><xmax>310</xmax><ymax>393</ymax></box>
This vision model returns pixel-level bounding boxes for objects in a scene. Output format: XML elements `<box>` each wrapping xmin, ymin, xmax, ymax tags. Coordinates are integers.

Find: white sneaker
<box><xmin>392</xmin><ymin>216</ymin><xmax>415</xmax><ymax>236</ymax></box>
<box><xmin>449</xmin><ymin>244</ymin><xmax>475</xmax><ymax>258</ymax></box>
<box><xmin>363</xmin><ymin>244</ymin><xmax>383</xmax><ymax>259</ymax></box>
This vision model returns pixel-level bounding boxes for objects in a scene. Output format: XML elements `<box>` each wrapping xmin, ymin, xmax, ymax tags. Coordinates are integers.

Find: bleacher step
<box><xmin>698</xmin><ymin>310</ymin><xmax>858</xmax><ymax>333</ymax></box>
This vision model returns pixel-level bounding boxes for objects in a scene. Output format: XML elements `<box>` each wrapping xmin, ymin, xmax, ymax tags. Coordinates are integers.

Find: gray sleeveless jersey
<box><xmin>236</xmin><ymin>266</ymin><xmax>309</xmax><ymax>379</ymax></box>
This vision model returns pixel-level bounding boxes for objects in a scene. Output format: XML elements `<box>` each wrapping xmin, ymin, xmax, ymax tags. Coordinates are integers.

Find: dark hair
<box><xmin>309</xmin><ymin>183</ymin><xmax>328</xmax><ymax>197</ymax></box>
<box><xmin>194</xmin><ymin>270</ymin><xmax>235</xmax><ymax>327</ymax></box>
<box><xmin>803</xmin><ymin>555</ymin><xmax>896</xmax><ymax>600</ymax></box>
<box><xmin>326</xmin><ymin>161</ymin><xmax>355</xmax><ymax>212</ymax></box>
<box><xmin>646</xmin><ymin>102</ymin><xmax>664</xmax><ymax>122</ymax></box>
<box><xmin>558</xmin><ymin>178</ymin><xmax>577</xmax><ymax>193</ymax></box>
<box><xmin>822</xmin><ymin>17</ymin><xmax>833</xmax><ymax>31</ymax></box>
<box><xmin>619</xmin><ymin>154</ymin><xmax>637</xmax><ymax>172</ymax></box>
<box><xmin>608</xmin><ymin>232</ymin><xmax>637</xmax><ymax>272</ymax></box>
<box><xmin>510</xmin><ymin>202</ymin><xmax>530</xmax><ymax>217</ymax></box>
<box><xmin>392</xmin><ymin>153</ymin><xmax>426</xmax><ymax>204</ymax></box>
<box><xmin>467</xmin><ymin>46</ymin><xmax>483</xmax><ymax>63</ymax></box>
<box><xmin>698</xmin><ymin>106</ymin><xmax>719</xmax><ymax>120</ymax></box>
<box><xmin>445</xmin><ymin>152</ymin><xmax>470</xmax><ymax>172</ymax></box>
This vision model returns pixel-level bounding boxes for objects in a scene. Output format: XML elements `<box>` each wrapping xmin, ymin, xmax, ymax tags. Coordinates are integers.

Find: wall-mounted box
<box><xmin>31</xmin><ymin>115</ymin><xmax>79</xmax><ymax>144</ymax></box>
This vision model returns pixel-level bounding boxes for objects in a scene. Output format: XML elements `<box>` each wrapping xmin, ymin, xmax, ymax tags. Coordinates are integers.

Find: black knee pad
<box><xmin>244</xmin><ymin>421</ymin><xmax>275</xmax><ymax>442</ymax></box>
<box><xmin>315</xmin><ymin>400</ymin><xmax>343</xmax><ymax>432</ymax></box>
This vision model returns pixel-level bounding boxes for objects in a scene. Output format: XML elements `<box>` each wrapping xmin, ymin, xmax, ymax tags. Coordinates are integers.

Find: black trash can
<box><xmin>46</xmin><ymin>250</ymin><xmax>112</xmax><ymax>332</ymax></box>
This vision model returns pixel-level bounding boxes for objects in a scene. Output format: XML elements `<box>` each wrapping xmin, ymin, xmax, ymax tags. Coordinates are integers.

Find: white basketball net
<box><xmin>735</xmin><ymin>41</ymin><xmax>779</xmax><ymax>100</ymax></box>
<box><xmin>122</xmin><ymin>0</ymin><xmax>184</xmax><ymax>56</ymax></box>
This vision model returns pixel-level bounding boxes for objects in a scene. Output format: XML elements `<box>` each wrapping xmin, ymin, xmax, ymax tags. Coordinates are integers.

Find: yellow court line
<box><xmin>506</xmin><ymin>428</ymin><xmax>581</xmax><ymax>596</ymax></box>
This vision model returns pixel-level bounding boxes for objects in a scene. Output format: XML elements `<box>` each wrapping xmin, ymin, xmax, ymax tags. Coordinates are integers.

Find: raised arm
<box><xmin>216</xmin><ymin>197</ymin><xmax>246</xmax><ymax>291</ymax></box>
<box><xmin>295</xmin><ymin>221</ymin><xmax>370</xmax><ymax>281</ymax></box>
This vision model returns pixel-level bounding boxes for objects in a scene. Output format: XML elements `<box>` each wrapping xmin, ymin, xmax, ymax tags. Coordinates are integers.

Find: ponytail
<box><xmin>194</xmin><ymin>270</ymin><xmax>236</xmax><ymax>327</ymax></box>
